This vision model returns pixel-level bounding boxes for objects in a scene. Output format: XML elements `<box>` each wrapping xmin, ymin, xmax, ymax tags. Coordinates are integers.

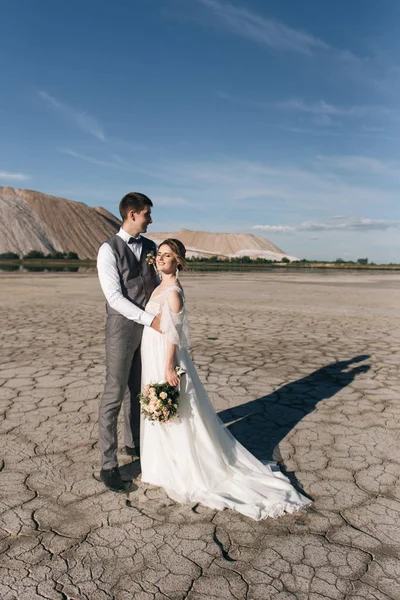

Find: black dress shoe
<box><xmin>100</xmin><ymin>467</ymin><xmax>129</xmax><ymax>493</ymax></box>
<box><xmin>125</xmin><ymin>446</ymin><xmax>140</xmax><ymax>459</ymax></box>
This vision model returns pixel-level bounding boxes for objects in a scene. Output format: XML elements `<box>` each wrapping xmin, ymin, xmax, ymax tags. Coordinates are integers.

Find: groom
<box><xmin>97</xmin><ymin>192</ymin><xmax>160</xmax><ymax>492</ymax></box>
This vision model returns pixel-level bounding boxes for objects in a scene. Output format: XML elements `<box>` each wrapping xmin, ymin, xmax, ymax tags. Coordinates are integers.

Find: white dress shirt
<box><xmin>97</xmin><ymin>228</ymin><xmax>155</xmax><ymax>327</ymax></box>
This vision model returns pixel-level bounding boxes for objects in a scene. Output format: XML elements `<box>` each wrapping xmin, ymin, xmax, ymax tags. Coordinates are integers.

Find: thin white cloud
<box><xmin>135</xmin><ymin>155</ymin><xmax>398</xmax><ymax>212</ymax></box>
<box><xmin>253</xmin><ymin>225</ymin><xmax>295</xmax><ymax>233</ymax></box>
<box><xmin>279</xmin><ymin>99</ymin><xmax>342</xmax><ymax>115</ymax></box>
<box><xmin>197</xmin><ymin>0</ymin><xmax>329</xmax><ymax>55</ymax></box>
<box><xmin>198</xmin><ymin>0</ymin><xmax>370</xmax><ymax>70</ymax></box>
<box><xmin>155</xmin><ymin>195</ymin><xmax>191</xmax><ymax>207</ymax></box>
<box><xmin>61</xmin><ymin>149</ymin><xmax>128</xmax><ymax>170</ymax></box>
<box><xmin>315</xmin><ymin>154</ymin><xmax>400</xmax><ymax>177</ymax></box>
<box><xmin>0</xmin><ymin>171</ymin><xmax>30</xmax><ymax>181</ymax></box>
<box><xmin>61</xmin><ymin>149</ymin><xmax>160</xmax><ymax>180</ymax></box>
<box><xmin>39</xmin><ymin>91</ymin><xmax>105</xmax><ymax>141</ymax></box>
<box><xmin>278</xmin><ymin>98</ymin><xmax>400</xmax><ymax>122</ymax></box>
<box><xmin>111</xmin><ymin>154</ymin><xmax>131</xmax><ymax>167</ymax></box>
<box><xmin>253</xmin><ymin>217</ymin><xmax>400</xmax><ymax>233</ymax></box>
<box><xmin>58</xmin><ymin>150</ymin><xmax>398</xmax><ymax>222</ymax></box>
<box><xmin>218</xmin><ymin>92</ymin><xmax>399</xmax><ymax>136</ymax></box>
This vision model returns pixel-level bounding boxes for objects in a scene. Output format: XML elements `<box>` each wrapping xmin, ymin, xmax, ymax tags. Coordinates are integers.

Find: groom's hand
<box><xmin>150</xmin><ymin>314</ymin><xmax>162</xmax><ymax>333</ymax></box>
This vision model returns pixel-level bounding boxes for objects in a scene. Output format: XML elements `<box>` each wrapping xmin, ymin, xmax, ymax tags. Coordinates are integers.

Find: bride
<box><xmin>140</xmin><ymin>239</ymin><xmax>311</xmax><ymax>520</ymax></box>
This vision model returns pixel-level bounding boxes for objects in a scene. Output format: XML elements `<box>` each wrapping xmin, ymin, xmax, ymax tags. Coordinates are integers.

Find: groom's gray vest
<box><xmin>104</xmin><ymin>234</ymin><xmax>158</xmax><ymax>316</ymax></box>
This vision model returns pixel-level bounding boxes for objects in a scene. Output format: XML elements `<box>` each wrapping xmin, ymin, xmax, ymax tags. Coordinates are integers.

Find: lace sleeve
<box><xmin>160</xmin><ymin>289</ymin><xmax>190</xmax><ymax>349</ymax></box>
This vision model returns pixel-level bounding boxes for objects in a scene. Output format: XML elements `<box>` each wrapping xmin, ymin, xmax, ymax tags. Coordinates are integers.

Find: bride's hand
<box><xmin>165</xmin><ymin>366</ymin><xmax>179</xmax><ymax>387</ymax></box>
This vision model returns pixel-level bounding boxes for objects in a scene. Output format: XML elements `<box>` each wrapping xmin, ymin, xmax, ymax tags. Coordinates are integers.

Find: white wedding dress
<box><xmin>140</xmin><ymin>285</ymin><xmax>311</xmax><ymax>520</ymax></box>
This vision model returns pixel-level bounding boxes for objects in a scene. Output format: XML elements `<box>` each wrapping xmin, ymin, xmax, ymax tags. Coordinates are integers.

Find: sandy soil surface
<box><xmin>1</xmin><ymin>271</ymin><xmax>399</xmax><ymax>600</ymax></box>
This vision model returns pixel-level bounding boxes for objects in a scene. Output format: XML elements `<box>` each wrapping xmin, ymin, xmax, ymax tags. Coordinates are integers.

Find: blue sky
<box><xmin>1</xmin><ymin>0</ymin><xmax>400</xmax><ymax>262</ymax></box>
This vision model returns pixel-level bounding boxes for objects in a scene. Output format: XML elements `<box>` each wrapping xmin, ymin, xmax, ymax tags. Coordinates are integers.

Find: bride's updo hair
<box><xmin>159</xmin><ymin>238</ymin><xmax>187</xmax><ymax>272</ymax></box>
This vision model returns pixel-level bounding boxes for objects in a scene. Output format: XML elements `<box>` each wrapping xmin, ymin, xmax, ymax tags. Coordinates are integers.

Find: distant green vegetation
<box><xmin>186</xmin><ymin>255</ymin><xmax>276</xmax><ymax>264</ymax></box>
<box><xmin>1</xmin><ymin>251</ymin><xmax>399</xmax><ymax>270</ymax></box>
<box><xmin>185</xmin><ymin>256</ymin><xmax>400</xmax><ymax>268</ymax></box>
<box><xmin>0</xmin><ymin>250</ymin><xmax>80</xmax><ymax>260</ymax></box>
<box><xmin>22</xmin><ymin>250</ymin><xmax>80</xmax><ymax>260</ymax></box>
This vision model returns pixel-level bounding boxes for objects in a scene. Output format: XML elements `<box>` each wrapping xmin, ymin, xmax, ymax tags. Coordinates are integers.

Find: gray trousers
<box><xmin>99</xmin><ymin>314</ymin><xmax>143</xmax><ymax>470</ymax></box>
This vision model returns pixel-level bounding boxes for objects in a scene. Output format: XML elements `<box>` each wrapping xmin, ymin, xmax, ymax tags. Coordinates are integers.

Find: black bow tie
<box><xmin>128</xmin><ymin>236</ymin><xmax>142</xmax><ymax>244</ymax></box>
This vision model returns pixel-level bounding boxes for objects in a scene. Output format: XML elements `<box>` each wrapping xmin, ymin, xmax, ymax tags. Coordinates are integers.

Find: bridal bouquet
<box><xmin>139</xmin><ymin>367</ymin><xmax>185</xmax><ymax>423</ymax></box>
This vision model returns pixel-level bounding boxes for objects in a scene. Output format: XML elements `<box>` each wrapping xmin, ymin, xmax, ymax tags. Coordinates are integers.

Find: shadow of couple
<box><xmin>122</xmin><ymin>354</ymin><xmax>370</xmax><ymax>499</ymax></box>
<box><xmin>218</xmin><ymin>354</ymin><xmax>370</xmax><ymax>494</ymax></box>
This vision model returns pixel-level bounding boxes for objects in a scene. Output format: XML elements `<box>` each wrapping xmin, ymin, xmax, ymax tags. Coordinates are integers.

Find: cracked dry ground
<box><xmin>0</xmin><ymin>272</ymin><xmax>399</xmax><ymax>600</ymax></box>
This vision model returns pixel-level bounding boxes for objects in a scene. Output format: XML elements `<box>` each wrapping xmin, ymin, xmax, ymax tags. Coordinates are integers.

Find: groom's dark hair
<box><xmin>119</xmin><ymin>192</ymin><xmax>153</xmax><ymax>221</ymax></box>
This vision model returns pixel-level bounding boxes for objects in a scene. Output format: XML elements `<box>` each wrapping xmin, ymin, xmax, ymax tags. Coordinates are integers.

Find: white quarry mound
<box><xmin>147</xmin><ymin>229</ymin><xmax>298</xmax><ymax>261</ymax></box>
<box><xmin>0</xmin><ymin>188</ymin><xmax>296</xmax><ymax>261</ymax></box>
<box><xmin>0</xmin><ymin>187</ymin><xmax>120</xmax><ymax>259</ymax></box>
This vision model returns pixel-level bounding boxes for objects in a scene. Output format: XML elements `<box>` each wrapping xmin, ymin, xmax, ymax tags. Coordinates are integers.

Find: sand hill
<box><xmin>0</xmin><ymin>187</ymin><xmax>120</xmax><ymax>259</ymax></box>
<box><xmin>0</xmin><ymin>187</ymin><xmax>297</xmax><ymax>261</ymax></box>
<box><xmin>147</xmin><ymin>230</ymin><xmax>298</xmax><ymax>261</ymax></box>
